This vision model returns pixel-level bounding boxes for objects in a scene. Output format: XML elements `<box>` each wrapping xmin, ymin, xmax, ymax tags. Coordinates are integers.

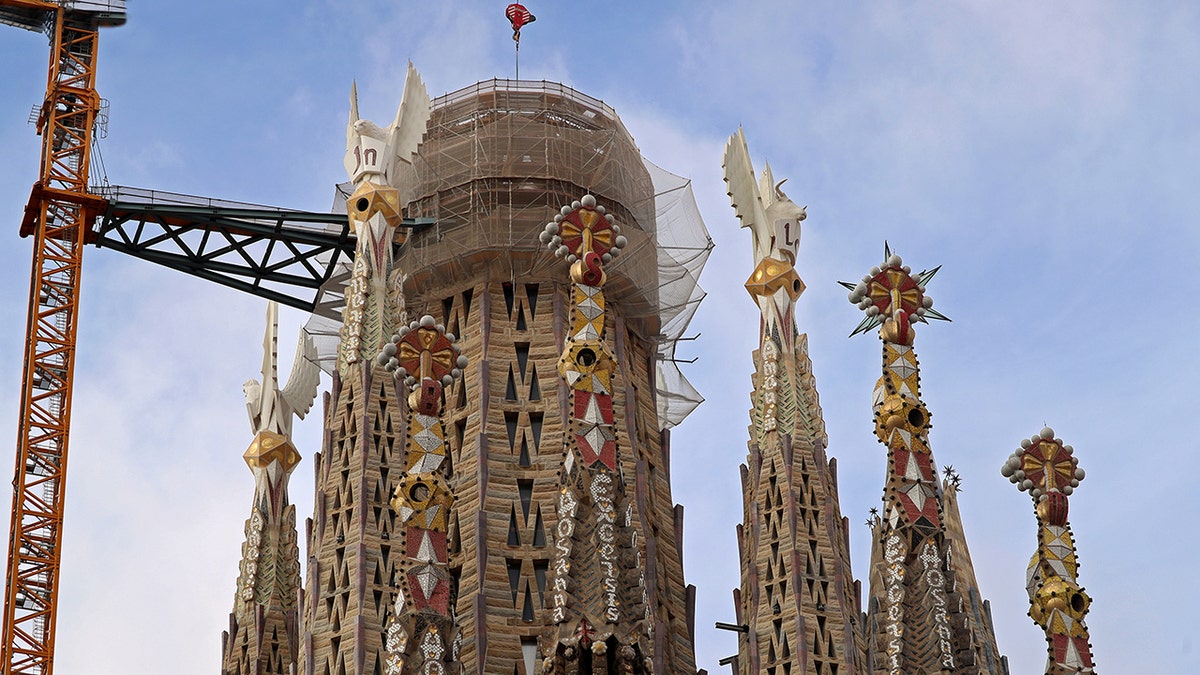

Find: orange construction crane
<box><xmin>0</xmin><ymin>2</ymin><xmax>124</xmax><ymax>673</ymax></box>
<box><xmin>2</xmin><ymin>6</ymin><xmax>381</xmax><ymax>671</ymax></box>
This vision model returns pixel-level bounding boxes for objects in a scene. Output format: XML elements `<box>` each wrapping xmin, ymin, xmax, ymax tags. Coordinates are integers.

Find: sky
<box><xmin>1</xmin><ymin>1</ymin><xmax>1197</xmax><ymax>672</ymax></box>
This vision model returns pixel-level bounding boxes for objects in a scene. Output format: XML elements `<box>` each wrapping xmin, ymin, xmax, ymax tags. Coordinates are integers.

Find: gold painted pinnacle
<box><xmin>745</xmin><ymin>256</ymin><xmax>805</xmax><ymax>301</ymax></box>
<box><xmin>244</xmin><ymin>430</ymin><xmax>301</xmax><ymax>473</ymax></box>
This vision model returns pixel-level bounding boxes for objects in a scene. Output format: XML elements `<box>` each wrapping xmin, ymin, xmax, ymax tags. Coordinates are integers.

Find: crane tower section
<box><xmin>0</xmin><ymin>2</ymin><xmax>124</xmax><ymax>674</ymax></box>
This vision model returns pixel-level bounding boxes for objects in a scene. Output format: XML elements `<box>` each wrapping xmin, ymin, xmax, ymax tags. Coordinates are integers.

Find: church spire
<box><xmin>539</xmin><ymin>194</ymin><xmax>656</xmax><ymax>673</ymax></box>
<box><xmin>845</xmin><ymin>246</ymin><xmax>1003</xmax><ymax>674</ymax></box>
<box><xmin>722</xmin><ymin>129</ymin><xmax>866</xmax><ymax>675</ymax></box>
<box><xmin>222</xmin><ymin>301</ymin><xmax>320</xmax><ymax>675</ymax></box>
<box><xmin>377</xmin><ymin>314</ymin><xmax>467</xmax><ymax>674</ymax></box>
<box><xmin>298</xmin><ymin>65</ymin><xmax>432</xmax><ymax>675</ymax></box>
<box><xmin>1002</xmin><ymin>428</ymin><xmax>1095</xmax><ymax>674</ymax></box>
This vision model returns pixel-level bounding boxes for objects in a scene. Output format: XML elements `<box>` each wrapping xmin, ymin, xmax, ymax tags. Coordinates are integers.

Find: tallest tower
<box><xmin>299</xmin><ymin>74</ymin><xmax>709</xmax><ymax>675</ymax></box>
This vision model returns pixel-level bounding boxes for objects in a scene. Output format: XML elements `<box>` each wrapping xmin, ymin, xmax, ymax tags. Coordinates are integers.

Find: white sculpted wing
<box><xmin>281</xmin><ymin>330</ymin><xmax>321</xmax><ymax>421</ymax></box>
<box><xmin>387</xmin><ymin>62</ymin><xmax>432</xmax><ymax>177</ymax></box>
<box><xmin>724</xmin><ymin>128</ymin><xmax>774</xmax><ymax>263</ymax></box>
<box><xmin>722</xmin><ymin>128</ymin><xmax>768</xmax><ymax>234</ymax></box>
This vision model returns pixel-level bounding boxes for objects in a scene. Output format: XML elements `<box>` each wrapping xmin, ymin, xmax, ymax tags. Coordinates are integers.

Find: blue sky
<box><xmin>1</xmin><ymin>2</ymin><xmax>1197</xmax><ymax>672</ymax></box>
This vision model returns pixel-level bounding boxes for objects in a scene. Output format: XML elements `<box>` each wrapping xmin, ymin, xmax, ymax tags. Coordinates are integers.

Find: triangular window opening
<box><xmin>505</xmin><ymin>411</ymin><xmax>519</xmax><ymax>450</ymax></box>
<box><xmin>528</xmin><ymin>365</ymin><xmax>541</xmax><ymax>400</ymax></box>
<box><xmin>455</xmin><ymin>419</ymin><xmax>467</xmax><ymax>457</ymax></box>
<box><xmin>525</xmin><ymin>284</ymin><xmax>539</xmax><ymax>317</ymax></box>
<box><xmin>507</xmin><ymin>507</ymin><xmax>522</xmax><ymax>546</ymax></box>
<box><xmin>533</xmin><ymin>559</ymin><xmax>548</xmax><ymax>595</ymax></box>
<box><xmin>515</xmin><ymin>343</ymin><xmax>530</xmax><ymax>378</ymax></box>
<box><xmin>532</xmin><ymin>507</ymin><xmax>546</xmax><ymax>547</ymax></box>
<box><xmin>529</xmin><ymin>412</ymin><xmax>543</xmax><ymax>450</ymax></box>
<box><xmin>505</xmin><ymin>365</ymin><xmax>519</xmax><ymax>401</ymax></box>
<box><xmin>461</xmin><ymin>287</ymin><xmax>473</xmax><ymax>323</ymax></box>
<box><xmin>507</xmin><ymin>559</ymin><xmax>521</xmax><ymax>603</ymax></box>
<box><xmin>521</xmin><ymin>637</ymin><xmax>539</xmax><ymax>675</ymax></box>
<box><xmin>502</xmin><ymin>282</ymin><xmax>515</xmax><ymax>319</ymax></box>
<box><xmin>521</xmin><ymin>587</ymin><xmax>535</xmax><ymax>621</ymax></box>
<box><xmin>518</xmin><ymin>479</ymin><xmax>534</xmax><ymax>522</ymax></box>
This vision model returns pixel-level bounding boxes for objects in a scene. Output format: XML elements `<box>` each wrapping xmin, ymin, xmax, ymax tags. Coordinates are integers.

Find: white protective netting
<box><xmin>642</xmin><ymin>159</ymin><xmax>710</xmax><ymax>427</ymax></box>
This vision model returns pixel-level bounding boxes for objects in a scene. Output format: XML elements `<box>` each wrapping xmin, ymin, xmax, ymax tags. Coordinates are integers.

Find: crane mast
<box><xmin>0</xmin><ymin>2</ymin><xmax>123</xmax><ymax>673</ymax></box>
<box><xmin>1</xmin><ymin>5</ymin><xmax>375</xmax><ymax>671</ymax></box>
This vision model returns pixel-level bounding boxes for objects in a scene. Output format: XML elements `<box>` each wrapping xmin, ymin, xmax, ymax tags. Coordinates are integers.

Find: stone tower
<box><xmin>222</xmin><ymin>301</ymin><xmax>320</xmax><ymax>675</ymax></box>
<box><xmin>721</xmin><ymin>130</ymin><xmax>866</xmax><ymax>675</ymax></box>
<box><xmin>297</xmin><ymin>65</ymin><xmax>431</xmax><ymax>675</ymax></box>
<box><xmin>298</xmin><ymin>75</ymin><xmax>708</xmax><ymax>675</ymax></box>
<box><xmin>844</xmin><ymin>248</ymin><xmax>1006</xmax><ymax>674</ymax></box>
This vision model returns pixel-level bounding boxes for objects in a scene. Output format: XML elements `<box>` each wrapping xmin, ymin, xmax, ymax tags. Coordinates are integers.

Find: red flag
<box><xmin>506</xmin><ymin>3</ymin><xmax>535</xmax><ymax>42</ymax></box>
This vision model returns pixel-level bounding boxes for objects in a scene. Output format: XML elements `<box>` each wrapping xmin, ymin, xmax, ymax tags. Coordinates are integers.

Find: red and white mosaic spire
<box><xmin>538</xmin><ymin>195</ymin><xmax>654</xmax><ymax>674</ymax></box>
<box><xmin>377</xmin><ymin>315</ymin><xmax>467</xmax><ymax>675</ymax></box>
<box><xmin>1003</xmin><ymin>428</ymin><xmax>1095</xmax><ymax>674</ymax></box>
<box><xmin>845</xmin><ymin>247</ymin><xmax>1002</xmax><ymax>675</ymax></box>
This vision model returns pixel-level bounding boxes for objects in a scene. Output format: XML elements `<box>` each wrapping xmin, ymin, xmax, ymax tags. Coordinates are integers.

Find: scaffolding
<box><xmin>304</xmin><ymin>79</ymin><xmax>711</xmax><ymax>427</ymax></box>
